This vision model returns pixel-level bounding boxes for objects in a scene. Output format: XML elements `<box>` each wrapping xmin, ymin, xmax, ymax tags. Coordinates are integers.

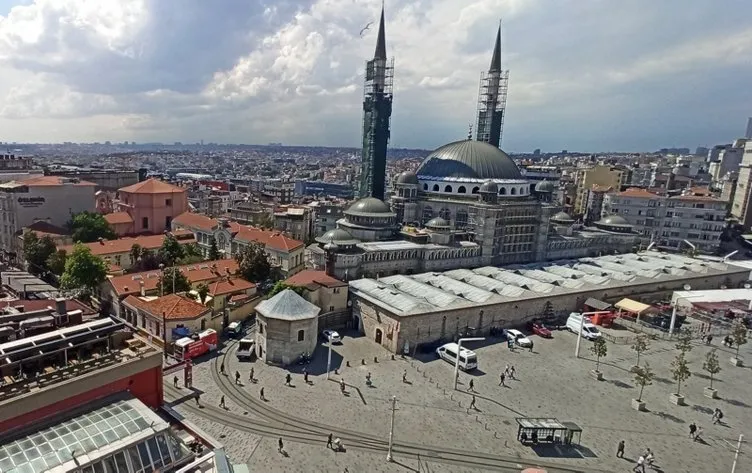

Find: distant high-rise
<box><xmin>746</xmin><ymin>117</ymin><xmax>752</xmax><ymax>139</ymax></box>
<box><xmin>358</xmin><ymin>5</ymin><xmax>393</xmax><ymax>201</ymax></box>
<box><xmin>475</xmin><ymin>24</ymin><xmax>509</xmax><ymax>149</ymax></box>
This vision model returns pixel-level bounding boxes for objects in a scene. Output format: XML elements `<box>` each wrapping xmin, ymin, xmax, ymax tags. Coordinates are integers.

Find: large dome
<box><xmin>416</xmin><ymin>140</ymin><xmax>522</xmax><ymax>180</ymax></box>
<box><xmin>345</xmin><ymin>197</ymin><xmax>393</xmax><ymax>216</ymax></box>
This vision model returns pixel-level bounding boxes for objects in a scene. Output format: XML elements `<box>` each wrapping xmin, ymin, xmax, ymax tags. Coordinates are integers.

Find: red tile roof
<box><xmin>123</xmin><ymin>293</ymin><xmax>210</xmax><ymax>320</ymax></box>
<box><xmin>59</xmin><ymin>231</ymin><xmax>195</xmax><ymax>257</ymax></box>
<box><xmin>119</xmin><ymin>178</ymin><xmax>186</xmax><ymax>194</ymax></box>
<box><xmin>173</xmin><ymin>212</ymin><xmax>304</xmax><ymax>252</ymax></box>
<box><xmin>670</xmin><ymin>194</ymin><xmax>724</xmax><ymax>202</ymax></box>
<box><xmin>285</xmin><ymin>270</ymin><xmax>347</xmax><ymax>290</ymax></box>
<box><xmin>108</xmin><ymin>259</ymin><xmax>239</xmax><ymax>297</ymax></box>
<box><xmin>616</xmin><ymin>188</ymin><xmax>660</xmax><ymax>198</ymax></box>
<box><xmin>2</xmin><ymin>298</ymin><xmax>97</xmax><ymax>316</ymax></box>
<box><xmin>104</xmin><ymin>212</ymin><xmax>134</xmax><ymax>225</ymax></box>
<box><xmin>208</xmin><ymin>277</ymin><xmax>255</xmax><ymax>296</ymax></box>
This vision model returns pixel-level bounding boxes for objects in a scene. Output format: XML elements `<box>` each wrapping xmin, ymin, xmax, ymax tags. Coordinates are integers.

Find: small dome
<box><xmin>316</xmin><ymin>228</ymin><xmax>359</xmax><ymax>245</ymax></box>
<box><xmin>535</xmin><ymin>180</ymin><xmax>556</xmax><ymax>193</ymax></box>
<box><xmin>426</xmin><ymin>217</ymin><xmax>450</xmax><ymax>229</ymax></box>
<box><xmin>345</xmin><ymin>197</ymin><xmax>393</xmax><ymax>216</ymax></box>
<box><xmin>598</xmin><ymin>215</ymin><xmax>631</xmax><ymax>227</ymax></box>
<box><xmin>551</xmin><ymin>211</ymin><xmax>574</xmax><ymax>223</ymax></box>
<box><xmin>395</xmin><ymin>171</ymin><xmax>419</xmax><ymax>185</ymax></box>
<box><xmin>479</xmin><ymin>180</ymin><xmax>498</xmax><ymax>193</ymax></box>
<box><xmin>415</xmin><ymin>140</ymin><xmax>522</xmax><ymax>180</ymax></box>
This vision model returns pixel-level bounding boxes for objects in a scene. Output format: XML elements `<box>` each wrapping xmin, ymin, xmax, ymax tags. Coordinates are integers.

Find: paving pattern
<box><xmin>166</xmin><ymin>327</ymin><xmax>752</xmax><ymax>472</ymax></box>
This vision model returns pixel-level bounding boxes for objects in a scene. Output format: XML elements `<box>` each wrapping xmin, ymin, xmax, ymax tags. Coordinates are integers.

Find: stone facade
<box><xmin>256</xmin><ymin>313</ymin><xmax>318</xmax><ymax>365</ymax></box>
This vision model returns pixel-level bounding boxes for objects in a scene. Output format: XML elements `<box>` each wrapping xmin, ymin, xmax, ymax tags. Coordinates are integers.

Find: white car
<box><xmin>322</xmin><ymin>330</ymin><xmax>342</xmax><ymax>344</ymax></box>
<box><xmin>506</xmin><ymin>329</ymin><xmax>533</xmax><ymax>348</ymax></box>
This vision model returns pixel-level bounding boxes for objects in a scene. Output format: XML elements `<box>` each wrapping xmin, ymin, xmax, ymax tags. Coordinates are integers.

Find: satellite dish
<box><xmin>683</xmin><ymin>284</ymin><xmax>691</xmax><ymax>291</ymax></box>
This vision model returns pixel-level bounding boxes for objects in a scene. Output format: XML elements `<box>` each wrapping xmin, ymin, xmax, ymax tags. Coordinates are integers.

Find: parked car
<box><xmin>531</xmin><ymin>322</ymin><xmax>553</xmax><ymax>338</ymax></box>
<box><xmin>321</xmin><ymin>330</ymin><xmax>342</xmax><ymax>344</ymax></box>
<box><xmin>506</xmin><ymin>329</ymin><xmax>533</xmax><ymax>347</ymax></box>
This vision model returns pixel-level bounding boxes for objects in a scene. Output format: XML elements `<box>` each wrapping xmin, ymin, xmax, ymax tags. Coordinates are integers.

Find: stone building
<box><xmin>255</xmin><ymin>289</ymin><xmax>320</xmax><ymax>365</ymax></box>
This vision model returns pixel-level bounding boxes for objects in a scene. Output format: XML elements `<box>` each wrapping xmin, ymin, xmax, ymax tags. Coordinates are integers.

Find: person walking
<box><xmin>499</xmin><ymin>372</ymin><xmax>506</xmax><ymax>387</ymax></box>
<box><xmin>713</xmin><ymin>408</ymin><xmax>723</xmax><ymax>424</ymax></box>
<box><xmin>278</xmin><ymin>438</ymin><xmax>284</xmax><ymax>453</ymax></box>
<box><xmin>235</xmin><ymin>371</ymin><xmax>241</xmax><ymax>385</ymax></box>
<box><xmin>689</xmin><ymin>422</ymin><xmax>697</xmax><ymax>439</ymax></box>
<box><xmin>510</xmin><ymin>366</ymin><xmax>516</xmax><ymax>380</ymax></box>
<box><xmin>504</xmin><ymin>364</ymin><xmax>510</xmax><ymax>376</ymax></box>
<box><xmin>220</xmin><ymin>363</ymin><xmax>226</xmax><ymax>375</ymax></box>
<box><xmin>249</xmin><ymin>367</ymin><xmax>254</xmax><ymax>382</ymax></box>
<box><xmin>633</xmin><ymin>455</ymin><xmax>645</xmax><ymax>473</ymax></box>
<box><xmin>304</xmin><ymin>370</ymin><xmax>309</xmax><ymax>384</ymax></box>
<box><xmin>173</xmin><ymin>376</ymin><xmax>179</xmax><ymax>388</ymax></box>
<box><xmin>616</xmin><ymin>440</ymin><xmax>625</xmax><ymax>458</ymax></box>
<box><xmin>327</xmin><ymin>433</ymin><xmax>333</xmax><ymax>449</ymax></box>
<box><xmin>285</xmin><ymin>373</ymin><xmax>292</xmax><ymax>386</ymax></box>
<box><xmin>468</xmin><ymin>379</ymin><xmax>474</xmax><ymax>392</ymax></box>
<box><xmin>340</xmin><ymin>378</ymin><xmax>346</xmax><ymax>393</ymax></box>
<box><xmin>402</xmin><ymin>370</ymin><xmax>407</xmax><ymax>383</ymax></box>
<box><xmin>469</xmin><ymin>395</ymin><xmax>476</xmax><ymax>410</ymax></box>
<box><xmin>260</xmin><ymin>387</ymin><xmax>265</xmax><ymax>401</ymax></box>
<box><xmin>529</xmin><ymin>340</ymin><xmax>534</xmax><ymax>353</ymax></box>
<box><xmin>219</xmin><ymin>395</ymin><xmax>226</xmax><ymax>409</ymax></box>
<box><xmin>694</xmin><ymin>427</ymin><xmax>703</xmax><ymax>442</ymax></box>
<box><xmin>195</xmin><ymin>393</ymin><xmax>201</xmax><ymax>407</ymax></box>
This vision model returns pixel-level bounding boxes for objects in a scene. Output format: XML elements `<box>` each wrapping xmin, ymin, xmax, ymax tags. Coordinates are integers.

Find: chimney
<box><xmin>54</xmin><ymin>297</ymin><xmax>67</xmax><ymax>316</ymax></box>
<box><xmin>98</xmin><ymin>237</ymin><xmax>105</xmax><ymax>245</ymax></box>
<box><xmin>139</xmin><ymin>280</ymin><xmax>145</xmax><ymax>297</ymax></box>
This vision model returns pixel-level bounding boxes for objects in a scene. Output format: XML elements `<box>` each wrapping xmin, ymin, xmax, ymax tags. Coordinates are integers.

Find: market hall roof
<box><xmin>415</xmin><ymin>140</ymin><xmax>522</xmax><ymax>180</ymax></box>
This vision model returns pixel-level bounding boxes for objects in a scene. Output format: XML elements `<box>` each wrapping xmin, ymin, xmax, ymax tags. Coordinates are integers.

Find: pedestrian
<box><xmin>304</xmin><ymin>370</ymin><xmax>309</xmax><ymax>384</ymax></box>
<box><xmin>694</xmin><ymin>427</ymin><xmax>703</xmax><ymax>442</ymax></box>
<box><xmin>468</xmin><ymin>379</ymin><xmax>474</xmax><ymax>392</ymax></box>
<box><xmin>508</xmin><ymin>339</ymin><xmax>514</xmax><ymax>351</ymax></box>
<box><xmin>173</xmin><ymin>375</ymin><xmax>179</xmax><ymax>388</ymax></box>
<box><xmin>402</xmin><ymin>370</ymin><xmax>407</xmax><ymax>383</ymax></box>
<box><xmin>235</xmin><ymin>371</ymin><xmax>241</xmax><ymax>385</ymax></box>
<box><xmin>327</xmin><ymin>433</ymin><xmax>333</xmax><ymax>449</ymax></box>
<box><xmin>504</xmin><ymin>364</ymin><xmax>510</xmax><ymax>375</ymax></box>
<box><xmin>195</xmin><ymin>393</ymin><xmax>201</xmax><ymax>407</ymax></box>
<box><xmin>499</xmin><ymin>372</ymin><xmax>506</xmax><ymax>386</ymax></box>
<box><xmin>285</xmin><ymin>373</ymin><xmax>292</xmax><ymax>386</ymax></box>
<box><xmin>278</xmin><ymin>438</ymin><xmax>284</xmax><ymax>453</ymax></box>
<box><xmin>220</xmin><ymin>363</ymin><xmax>225</xmax><ymax>375</ymax></box>
<box><xmin>706</xmin><ymin>334</ymin><xmax>713</xmax><ymax>345</ymax></box>
<box><xmin>249</xmin><ymin>367</ymin><xmax>254</xmax><ymax>382</ymax></box>
<box><xmin>689</xmin><ymin>422</ymin><xmax>697</xmax><ymax>439</ymax></box>
<box><xmin>529</xmin><ymin>340</ymin><xmax>534</xmax><ymax>353</ymax></box>
<box><xmin>469</xmin><ymin>395</ymin><xmax>476</xmax><ymax>410</ymax></box>
<box><xmin>616</xmin><ymin>440</ymin><xmax>625</xmax><ymax>458</ymax></box>
<box><xmin>510</xmin><ymin>366</ymin><xmax>516</xmax><ymax>379</ymax></box>
<box><xmin>633</xmin><ymin>455</ymin><xmax>645</xmax><ymax>473</ymax></box>
<box><xmin>365</xmin><ymin>372</ymin><xmax>372</xmax><ymax>387</ymax></box>
<box><xmin>219</xmin><ymin>395</ymin><xmax>226</xmax><ymax>408</ymax></box>
<box><xmin>260</xmin><ymin>387</ymin><xmax>265</xmax><ymax>400</ymax></box>
<box><xmin>340</xmin><ymin>378</ymin><xmax>346</xmax><ymax>393</ymax></box>
<box><xmin>645</xmin><ymin>449</ymin><xmax>654</xmax><ymax>466</ymax></box>
<box><xmin>713</xmin><ymin>408</ymin><xmax>723</xmax><ymax>424</ymax></box>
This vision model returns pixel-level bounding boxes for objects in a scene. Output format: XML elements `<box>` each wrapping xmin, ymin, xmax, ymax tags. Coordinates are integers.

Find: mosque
<box><xmin>308</xmin><ymin>8</ymin><xmax>638</xmax><ymax>280</ymax></box>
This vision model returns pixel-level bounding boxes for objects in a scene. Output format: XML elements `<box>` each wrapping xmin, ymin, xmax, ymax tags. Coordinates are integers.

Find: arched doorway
<box><xmin>375</xmin><ymin>328</ymin><xmax>383</xmax><ymax>344</ymax></box>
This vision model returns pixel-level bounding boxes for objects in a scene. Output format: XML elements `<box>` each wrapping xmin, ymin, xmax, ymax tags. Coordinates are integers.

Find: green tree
<box><xmin>631</xmin><ymin>333</ymin><xmax>650</xmax><ymax>369</ymax></box>
<box><xmin>158</xmin><ymin>266</ymin><xmax>191</xmax><ymax>295</ymax></box>
<box><xmin>129</xmin><ymin>244</ymin><xmax>143</xmax><ymax>266</ymax></box>
<box><xmin>235</xmin><ymin>243</ymin><xmax>271</xmax><ymax>283</ymax></box>
<box><xmin>670</xmin><ymin>352</ymin><xmax>691</xmax><ymax>395</ymax></box>
<box><xmin>257</xmin><ymin>213</ymin><xmax>274</xmax><ymax>230</ymax></box>
<box><xmin>132</xmin><ymin>249</ymin><xmax>164</xmax><ymax>272</ymax></box>
<box><xmin>46</xmin><ymin>249</ymin><xmax>68</xmax><ymax>275</ymax></box>
<box><xmin>68</xmin><ymin>211</ymin><xmax>116</xmax><ymax>243</ymax></box>
<box><xmin>159</xmin><ymin>233</ymin><xmax>185</xmax><ymax>266</ymax></box>
<box><xmin>633</xmin><ymin>362</ymin><xmax>654</xmax><ymax>402</ymax></box>
<box><xmin>208</xmin><ymin>237</ymin><xmax>222</xmax><ymax>260</ymax></box>
<box><xmin>730</xmin><ymin>318</ymin><xmax>748</xmax><ymax>360</ymax></box>
<box><xmin>22</xmin><ymin>232</ymin><xmax>57</xmax><ymax>275</ymax></box>
<box><xmin>268</xmin><ymin>281</ymin><xmax>305</xmax><ymax>297</ymax></box>
<box><xmin>590</xmin><ymin>337</ymin><xmax>608</xmax><ymax>372</ymax></box>
<box><xmin>60</xmin><ymin>244</ymin><xmax>108</xmax><ymax>294</ymax></box>
<box><xmin>703</xmin><ymin>349</ymin><xmax>721</xmax><ymax>389</ymax></box>
<box><xmin>675</xmin><ymin>327</ymin><xmax>694</xmax><ymax>354</ymax></box>
<box><xmin>196</xmin><ymin>282</ymin><xmax>210</xmax><ymax>304</ymax></box>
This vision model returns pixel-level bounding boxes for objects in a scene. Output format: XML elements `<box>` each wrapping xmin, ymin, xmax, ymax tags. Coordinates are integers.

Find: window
<box><xmin>259</xmin><ymin>324</ymin><xmax>264</xmax><ymax>334</ymax></box>
<box><xmin>329</xmin><ymin>305</ymin><xmax>334</xmax><ymax>312</ymax></box>
<box><xmin>432</xmin><ymin>184</ymin><xmax>439</xmax><ymax>192</ymax></box>
<box><xmin>423</xmin><ymin>183</ymin><xmax>428</xmax><ymax>191</ymax></box>
<box><xmin>166</xmin><ymin>198</ymin><xmax>172</xmax><ymax>206</ymax></box>
<box><xmin>457</xmin><ymin>186</ymin><xmax>466</xmax><ymax>194</ymax></box>
<box><xmin>297</xmin><ymin>329</ymin><xmax>305</xmax><ymax>342</ymax></box>
<box><xmin>142</xmin><ymin>217</ymin><xmax>149</xmax><ymax>229</ymax></box>
<box><xmin>444</xmin><ymin>185</ymin><xmax>452</xmax><ymax>193</ymax></box>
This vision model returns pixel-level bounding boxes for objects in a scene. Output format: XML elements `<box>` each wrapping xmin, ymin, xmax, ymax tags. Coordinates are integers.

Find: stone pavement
<box><xmin>168</xmin><ymin>328</ymin><xmax>752</xmax><ymax>472</ymax></box>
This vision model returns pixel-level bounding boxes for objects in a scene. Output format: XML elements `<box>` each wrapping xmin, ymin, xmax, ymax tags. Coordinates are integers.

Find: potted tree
<box><xmin>669</xmin><ymin>352</ymin><xmax>691</xmax><ymax>406</ymax></box>
<box><xmin>702</xmin><ymin>349</ymin><xmax>721</xmax><ymax>399</ymax></box>
<box><xmin>589</xmin><ymin>337</ymin><xmax>607</xmax><ymax>381</ymax></box>
<box><xmin>630</xmin><ymin>333</ymin><xmax>650</xmax><ymax>372</ymax></box>
<box><xmin>631</xmin><ymin>363</ymin><xmax>654</xmax><ymax>411</ymax></box>
<box><xmin>729</xmin><ymin>318</ymin><xmax>748</xmax><ymax>367</ymax></box>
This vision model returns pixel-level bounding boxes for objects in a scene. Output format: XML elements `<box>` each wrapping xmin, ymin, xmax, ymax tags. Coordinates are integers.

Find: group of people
<box><xmin>499</xmin><ymin>364</ymin><xmax>516</xmax><ymax>386</ymax></box>
<box><xmin>617</xmin><ymin>442</ymin><xmax>655</xmax><ymax>472</ymax></box>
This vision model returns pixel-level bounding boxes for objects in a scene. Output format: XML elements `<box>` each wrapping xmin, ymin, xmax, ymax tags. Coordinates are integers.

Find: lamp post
<box><xmin>453</xmin><ymin>337</ymin><xmax>484</xmax><ymax>390</ymax></box>
<box><xmin>159</xmin><ymin>263</ymin><xmax>165</xmax><ymax>296</ymax></box>
<box><xmin>386</xmin><ymin>395</ymin><xmax>397</xmax><ymax>462</ymax></box>
<box><xmin>326</xmin><ymin>340</ymin><xmax>333</xmax><ymax>380</ymax></box>
<box><xmin>575</xmin><ymin>311</ymin><xmax>611</xmax><ymax>358</ymax></box>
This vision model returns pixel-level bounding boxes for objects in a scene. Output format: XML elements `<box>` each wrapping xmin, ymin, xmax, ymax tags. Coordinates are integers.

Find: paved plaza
<box><xmin>167</xmin><ymin>326</ymin><xmax>751</xmax><ymax>472</ymax></box>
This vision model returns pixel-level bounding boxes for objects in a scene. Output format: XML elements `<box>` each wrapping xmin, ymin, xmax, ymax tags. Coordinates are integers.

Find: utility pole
<box><xmin>172</xmin><ymin>263</ymin><xmax>176</xmax><ymax>294</ymax></box>
<box><xmin>386</xmin><ymin>396</ymin><xmax>396</xmax><ymax>462</ymax></box>
<box><xmin>731</xmin><ymin>434</ymin><xmax>744</xmax><ymax>473</ymax></box>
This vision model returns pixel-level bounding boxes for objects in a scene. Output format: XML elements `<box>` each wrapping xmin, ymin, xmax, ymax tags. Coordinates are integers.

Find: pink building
<box><xmin>110</xmin><ymin>179</ymin><xmax>189</xmax><ymax>235</ymax></box>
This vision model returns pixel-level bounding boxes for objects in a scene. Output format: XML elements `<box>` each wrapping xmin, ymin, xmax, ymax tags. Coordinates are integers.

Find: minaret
<box><xmin>358</xmin><ymin>4</ymin><xmax>393</xmax><ymax>201</ymax></box>
<box><xmin>475</xmin><ymin>23</ymin><xmax>509</xmax><ymax>149</ymax></box>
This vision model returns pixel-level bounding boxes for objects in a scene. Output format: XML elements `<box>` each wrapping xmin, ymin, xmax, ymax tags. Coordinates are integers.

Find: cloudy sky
<box><xmin>1</xmin><ymin>0</ymin><xmax>751</xmax><ymax>152</ymax></box>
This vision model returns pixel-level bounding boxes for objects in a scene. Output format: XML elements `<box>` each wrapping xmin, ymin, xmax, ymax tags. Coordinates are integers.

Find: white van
<box><xmin>436</xmin><ymin>343</ymin><xmax>478</xmax><ymax>371</ymax></box>
<box><xmin>236</xmin><ymin>338</ymin><xmax>256</xmax><ymax>360</ymax></box>
<box><xmin>566</xmin><ymin>313</ymin><xmax>601</xmax><ymax>340</ymax></box>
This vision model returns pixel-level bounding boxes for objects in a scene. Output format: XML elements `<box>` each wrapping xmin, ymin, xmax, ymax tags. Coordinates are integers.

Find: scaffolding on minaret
<box><xmin>475</xmin><ymin>24</ymin><xmax>509</xmax><ymax>149</ymax></box>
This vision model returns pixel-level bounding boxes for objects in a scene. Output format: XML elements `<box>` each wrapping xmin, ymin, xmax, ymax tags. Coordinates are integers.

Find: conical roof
<box><xmin>374</xmin><ymin>6</ymin><xmax>387</xmax><ymax>60</ymax></box>
<box><xmin>256</xmin><ymin>289</ymin><xmax>321</xmax><ymax>321</ymax></box>
<box><xmin>489</xmin><ymin>24</ymin><xmax>501</xmax><ymax>72</ymax></box>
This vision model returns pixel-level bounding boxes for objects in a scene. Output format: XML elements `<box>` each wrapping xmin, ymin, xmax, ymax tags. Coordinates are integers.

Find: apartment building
<box><xmin>573</xmin><ymin>165</ymin><xmax>627</xmax><ymax>216</ymax></box>
<box><xmin>731</xmin><ymin>140</ymin><xmax>752</xmax><ymax>229</ymax></box>
<box><xmin>603</xmin><ymin>187</ymin><xmax>727</xmax><ymax>253</ymax></box>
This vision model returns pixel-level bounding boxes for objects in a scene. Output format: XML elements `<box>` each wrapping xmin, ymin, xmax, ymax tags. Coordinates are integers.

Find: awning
<box><xmin>615</xmin><ymin>298</ymin><xmax>652</xmax><ymax>315</ymax></box>
<box><xmin>584</xmin><ymin>297</ymin><xmax>612</xmax><ymax>311</ymax></box>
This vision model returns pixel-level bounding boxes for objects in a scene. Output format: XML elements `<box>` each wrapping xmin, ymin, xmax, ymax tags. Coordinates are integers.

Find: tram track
<box><xmin>170</xmin><ymin>341</ymin><xmax>601</xmax><ymax>472</ymax></box>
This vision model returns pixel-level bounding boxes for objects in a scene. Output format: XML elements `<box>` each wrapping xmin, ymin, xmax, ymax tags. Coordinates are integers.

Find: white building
<box><xmin>0</xmin><ymin>176</ymin><xmax>96</xmax><ymax>260</ymax></box>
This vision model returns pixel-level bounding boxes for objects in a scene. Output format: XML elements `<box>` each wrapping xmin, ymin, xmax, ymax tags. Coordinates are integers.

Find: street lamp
<box><xmin>453</xmin><ymin>337</ymin><xmax>484</xmax><ymax>390</ymax></box>
<box><xmin>386</xmin><ymin>395</ymin><xmax>397</xmax><ymax>462</ymax></box>
<box><xmin>325</xmin><ymin>340</ymin><xmax>333</xmax><ymax>380</ymax></box>
<box><xmin>575</xmin><ymin>311</ymin><xmax>611</xmax><ymax>358</ymax></box>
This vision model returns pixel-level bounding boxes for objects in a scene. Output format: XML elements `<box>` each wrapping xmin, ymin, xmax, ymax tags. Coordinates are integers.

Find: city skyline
<box><xmin>1</xmin><ymin>0</ymin><xmax>751</xmax><ymax>152</ymax></box>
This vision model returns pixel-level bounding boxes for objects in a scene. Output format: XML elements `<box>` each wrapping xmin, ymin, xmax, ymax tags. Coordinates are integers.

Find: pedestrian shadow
<box><xmin>652</xmin><ymin>376</ymin><xmax>672</xmax><ymax>385</ymax></box>
<box><xmin>328</xmin><ymin>378</ymin><xmax>367</xmax><ymax>405</ymax></box>
<box><xmin>691</xmin><ymin>404</ymin><xmax>713</xmax><ymax>415</ymax></box>
<box><xmin>692</xmin><ymin>372</ymin><xmax>723</xmax><ymax>383</ymax></box>
<box><xmin>650</xmin><ymin>410</ymin><xmax>685</xmax><ymax>424</ymax></box>
<box><xmin>605</xmin><ymin>379</ymin><xmax>633</xmax><ymax>389</ymax></box>
<box><xmin>455</xmin><ymin>390</ymin><xmax>525</xmax><ymax>417</ymax></box>
<box><xmin>721</xmin><ymin>397</ymin><xmax>751</xmax><ymax>408</ymax></box>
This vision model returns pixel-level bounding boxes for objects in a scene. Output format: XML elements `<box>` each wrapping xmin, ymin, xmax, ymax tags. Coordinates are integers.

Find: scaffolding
<box><xmin>475</xmin><ymin>69</ymin><xmax>509</xmax><ymax>148</ymax></box>
<box><xmin>359</xmin><ymin>57</ymin><xmax>394</xmax><ymax>201</ymax></box>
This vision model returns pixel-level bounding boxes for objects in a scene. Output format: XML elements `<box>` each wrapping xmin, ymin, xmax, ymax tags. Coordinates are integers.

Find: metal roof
<box><xmin>255</xmin><ymin>289</ymin><xmax>320</xmax><ymax>321</ymax></box>
<box><xmin>416</xmin><ymin>140</ymin><xmax>522</xmax><ymax>180</ymax></box>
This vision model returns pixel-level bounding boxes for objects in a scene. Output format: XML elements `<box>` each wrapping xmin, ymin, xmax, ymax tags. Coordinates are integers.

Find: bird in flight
<box><xmin>359</xmin><ymin>22</ymin><xmax>373</xmax><ymax>37</ymax></box>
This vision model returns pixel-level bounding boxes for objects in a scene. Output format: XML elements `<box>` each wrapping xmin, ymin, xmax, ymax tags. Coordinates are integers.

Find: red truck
<box><xmin>174</xmin><ymin>329</ymin><xmax>218</xmax><ymax>361</ymax></box>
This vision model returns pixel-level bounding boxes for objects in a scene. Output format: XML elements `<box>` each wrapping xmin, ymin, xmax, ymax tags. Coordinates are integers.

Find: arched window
<box><xmin>432</xmin><ymin>184</ymin><xmax>440</xmax><ymax>192</ymax></box>
<box><xmin>458</xmin><ymin>186</ymin><xmax>466</xmax><ymax>194</ymax></box>
<box><xmin>511</xmin><ymin>187</ymin><xmax>517</xmax><ymax>195</ymax></box>
<box><xmin>423</xmin><ymin>183</ymin><xmax>428</xmax><ymax>191</ymax></box>
<box><xmin>455</xmin><ymin>210</ymin><xmax>468</xmax><ymax>229</ymax></box>
<box><xmin>439</xmin><ymin>208</ymin><xmax>451</xmax><ymax>221</ymax></box>
<box><xmin>519</xmin><ymin>187</ymin><xmax>525</xmax><ymax>195</ymax></box>
<box><xmin>444</xmin><ymin>185</ymin><xmax>452</xmax><ymax>193</ymax></box>
<box><xmin>471</xmin><ymin>187</ymin><xmax>480</xmax><ymax>194</ymax></box>
<box><xmin>499</xmin><ymin>187</ymin><xmax>506</xmax><ymax>195</ymax></box>
<box><xmin>422</xmin><ymin>206</ymin><xmax>434</xmax><ymax>223</ymax></box>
